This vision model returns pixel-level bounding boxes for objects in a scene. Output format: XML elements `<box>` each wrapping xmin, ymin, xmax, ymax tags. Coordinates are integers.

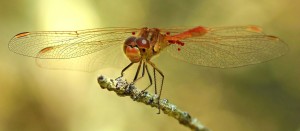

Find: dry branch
<box><xmin>97</xmin><ymin>75</ymin><xmax>210</xmax><ymax>131</ymax></box>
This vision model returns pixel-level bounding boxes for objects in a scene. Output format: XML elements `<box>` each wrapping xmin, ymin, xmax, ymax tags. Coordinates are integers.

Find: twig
<box><xmin>97</xmin><ymin>75</ymin><xmax>210</xmax><ymax>131</ymax></box>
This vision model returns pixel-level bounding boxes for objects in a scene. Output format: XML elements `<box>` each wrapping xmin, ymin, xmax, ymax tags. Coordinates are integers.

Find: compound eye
<box><xmin>124</xmin><ymin>36</ymin><xmax>137</xmax><ymax>46</ymax></box>
<box><xmin>136</xmin><ymin>37</ymin><xmax>150</xmax><ymax>48</ymax></box>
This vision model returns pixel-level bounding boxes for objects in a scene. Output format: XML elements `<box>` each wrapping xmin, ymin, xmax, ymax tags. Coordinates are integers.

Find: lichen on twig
<box><xmin>97</xmin><ymin>75</ymin><xmax>210</xmax><ymax>131</ymax></box>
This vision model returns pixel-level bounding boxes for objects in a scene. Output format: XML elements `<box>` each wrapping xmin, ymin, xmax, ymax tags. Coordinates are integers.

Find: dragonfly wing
<box><xmin>34</xmin><ymin>43</ymin><xmax>128</xmax><ymax>72</ymax></box>
<box><xmin>9</xmin><ymin>28</ymin><xmax>139</xmax><ymax>71</ymax></box>
<box><xmin>165</xmin><ymin>26</ymin><xmax>289</xmax><ymax>68</ymax></box>
<box><xmin>9</xmin><ymin>27</ymin><xmax>139</xmax><ymax>58</ymax></box>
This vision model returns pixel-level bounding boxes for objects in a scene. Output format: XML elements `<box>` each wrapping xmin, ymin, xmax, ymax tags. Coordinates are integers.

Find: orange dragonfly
<box><xmin>9</xmin><ymin>25</ymin><xmax>288</xmax><ymax>111</ymax></box>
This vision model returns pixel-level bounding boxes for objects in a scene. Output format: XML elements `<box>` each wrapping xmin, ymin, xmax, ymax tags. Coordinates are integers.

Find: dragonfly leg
<box><xmin>116</xmin><ymin>62</ymin><xmax>134</xmax><ymax>88</ymax></box>
<box><xmin>131</xmin><ymin>60</ymin><xmax>143</xmax><ymax>84</ymax></box>
<box><xmin>131</xmin><ymin>61</ymin><xmax>154</xmax><ymax>89</ymax></box>
<box><xmin>147</xmin><ymin>61</ymin><xmax>164</xmax><ymax>114</ymax></box>
<box><xmin>120</xmin><ymin>62</ymin><xmax>134</xmax><ymax>77</ymax></box>
<box><xmin>133</xmin><ymin>61</ymin><xmax>147</xmax><ymax>81</ymax></box>
<box><xmin>141</xmin><ymin>63</ymin><xmax>153</xmax><ymax>92</ymax></box>
<box><xmin>119</xmin><ymin>61</ymin><xmax>150</xmax><ymax>86</ymax></box>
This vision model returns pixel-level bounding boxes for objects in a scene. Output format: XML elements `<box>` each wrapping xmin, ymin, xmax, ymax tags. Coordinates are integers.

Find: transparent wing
<box><xmin>166</xmin><ymin>26</ymin><xmax>289</xmax><ymax>68</ymax></box>
<box><xmin>9</xmin><ymin>27</ymin><xmax>140</xmax><ymax>58</ymax></box>
<box><xmin>34</xmin><ymin>43</ymin><xmax>129</xmax><ymax>72</ymax></box>
<box><xmin>9</xmin><ymin>27</ymin><xmax>140</xmax><ymax>71</ymax></box>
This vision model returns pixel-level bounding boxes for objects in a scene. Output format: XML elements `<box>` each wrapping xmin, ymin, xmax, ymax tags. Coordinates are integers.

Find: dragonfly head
<box><xmin>124</xmin><ymin>36</ymin><xmax>151</xmax><ymax>63</ymax></box>
<box><xmin>123</xmin><ymin>36</ymin><xmax>140</xmax><ymax>63</ymax></box>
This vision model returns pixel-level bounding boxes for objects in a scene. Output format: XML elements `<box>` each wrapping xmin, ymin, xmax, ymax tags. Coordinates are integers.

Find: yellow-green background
<box><xmin>1</xmin><ymin>0</ymin><xmax>299</xmax><ymax>131</ymax></box>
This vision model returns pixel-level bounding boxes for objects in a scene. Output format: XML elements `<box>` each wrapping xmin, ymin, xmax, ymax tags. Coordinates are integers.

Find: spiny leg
<box><xmin>120</xmin><ymin>62</ymin><xmax>134</xmax><ymax>77</ymax></box>
<box><xmin>154</xmin><ymin>67</ymin><xmax>164</xmax><ymax>114</ymax></box>
<box><xmin>132</xmin><ymin>60</ymin><xmax>143</xmax><ymax>83</ymax></box>
<box><xmin>132</xmin><ymin>61</ymin><xmax>154</xmax><ymax>89</ymax></box>
<box><xmin>116</xmin><ymin>62</ymin><xmax>135</xmax><ymax>88</ymax></box>
<box><xmin>142</xmin><ymin>63</ymin><xmax>153</xmax><ymax>91</ymax></box>
<box><xmin>154</xmin><ymin>66</ymin><xmax>158</xmax><ymax>94</ymax></box>
<box><xmin>119</xmin><ymin>61</ymin><xmax>150</xmax><ymax>87</ymax></box>
<box><xmin>147</xmin><ymin>61</ymin><xmax>164</xmax><ymax>114</ymax></box>
<box><xmin>155</xmin><ymin>68</ymin><xmax>164</xmax><ymax>112</ymax></box>
<box><xmin>134</xmin><ymin>61</ymin><xmax>146</xmax><ymax>82</ymax></box>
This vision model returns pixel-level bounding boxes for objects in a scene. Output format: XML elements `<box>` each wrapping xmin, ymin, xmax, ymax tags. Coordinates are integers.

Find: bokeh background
<box><xmin>1</xmin><ymin>0</ymin><xmax>299</xmax><ymax>131</ymax></box>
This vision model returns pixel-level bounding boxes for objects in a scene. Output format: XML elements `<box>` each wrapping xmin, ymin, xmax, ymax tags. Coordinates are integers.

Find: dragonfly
<box><xmin>9</xmin><ymin>25</ymin><xmax>288</xmax><ymax>113</ymax></box>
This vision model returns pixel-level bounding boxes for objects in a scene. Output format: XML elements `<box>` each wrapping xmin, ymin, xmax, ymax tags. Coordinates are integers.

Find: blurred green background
<box><xmin>1</xmin><ymin>0</ymin><xmax>299</xmax><ymax>131</ymax></box>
